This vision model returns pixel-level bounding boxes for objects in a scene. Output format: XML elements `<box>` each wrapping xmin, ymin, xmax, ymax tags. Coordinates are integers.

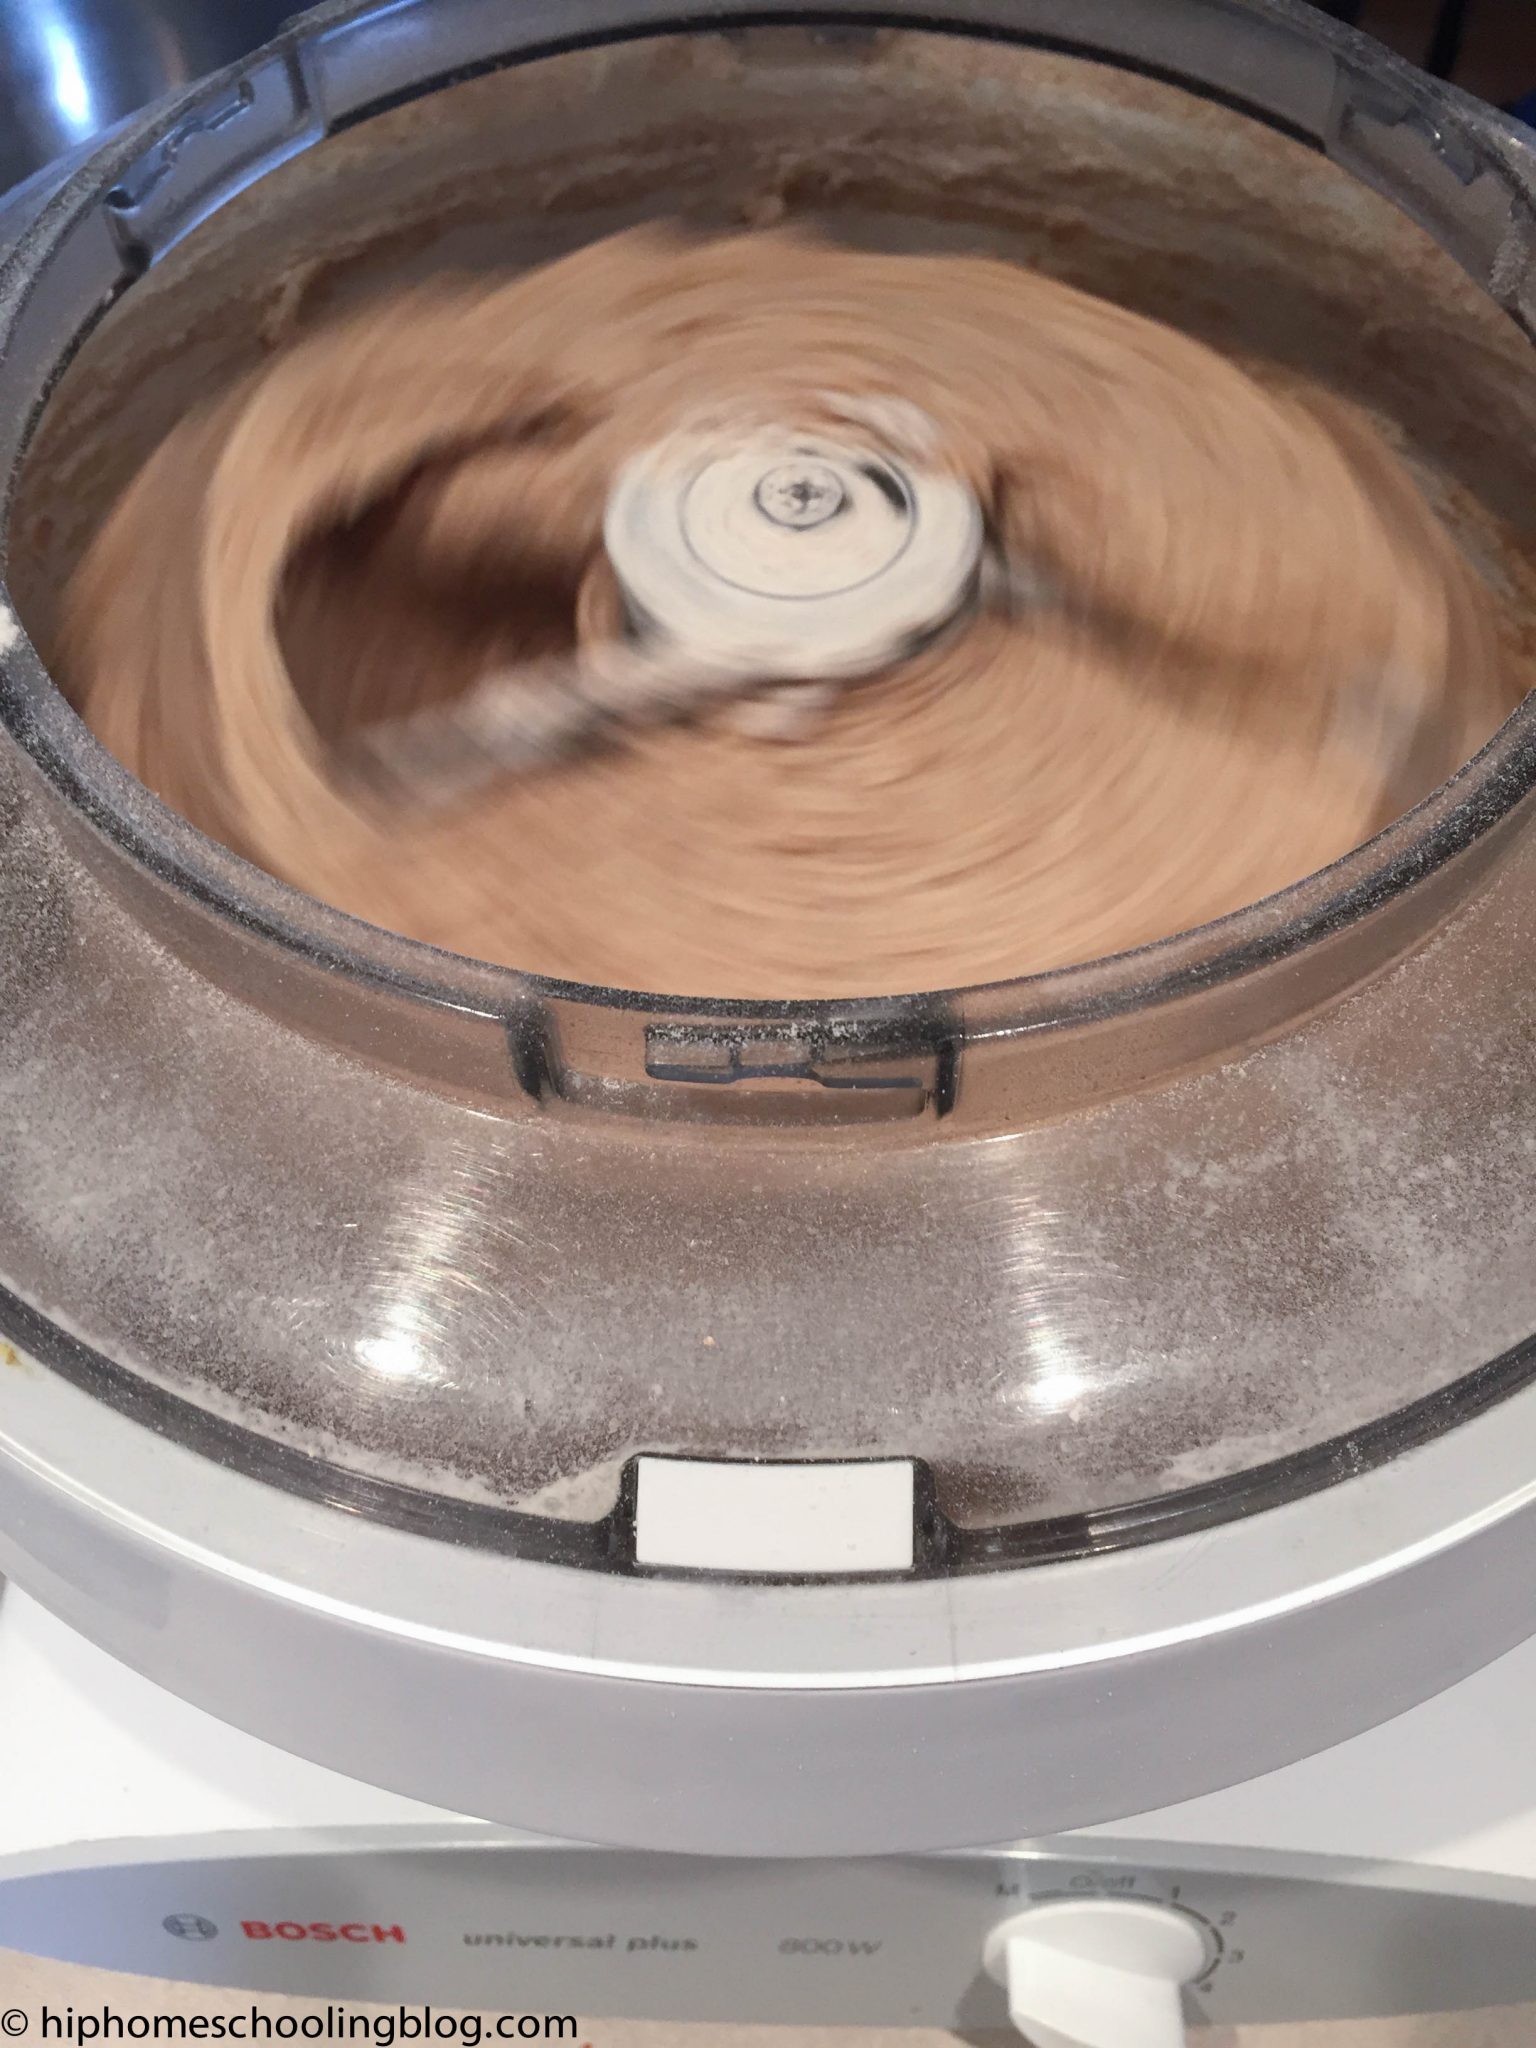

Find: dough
<box><xmin>57</xmin><ymin>226</ymin><xmax>1520</xmax><ymax>997</ymax></box>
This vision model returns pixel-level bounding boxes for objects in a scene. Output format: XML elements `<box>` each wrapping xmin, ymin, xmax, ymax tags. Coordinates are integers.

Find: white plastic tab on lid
<box><xmin>632</xmin><ymin>1457</ymin><xmax>917</xmax><ymax>1574</ymax></box>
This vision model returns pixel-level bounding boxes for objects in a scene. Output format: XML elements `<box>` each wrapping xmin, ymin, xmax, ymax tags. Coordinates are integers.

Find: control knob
<box><xmin>983</xmin><ymin>1898</ymin><xmax>1207</xmax><ymax>2048</ymax></box>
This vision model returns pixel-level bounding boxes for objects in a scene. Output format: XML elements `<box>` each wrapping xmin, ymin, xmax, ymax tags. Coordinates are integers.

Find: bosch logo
<box><xmin>163</xmin><ymin>1915</ymin><xmax>219</xmax><ymax>1942</ymax></box>
<box><xmin>243</xmin><ymin>1922</ymin><xmax>406</xmax><ymax>1945</ymax></box>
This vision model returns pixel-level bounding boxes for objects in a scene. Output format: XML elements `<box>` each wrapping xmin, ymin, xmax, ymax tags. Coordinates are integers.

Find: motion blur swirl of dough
<box><xmin>58</xmin><ymin>226</ymin><xmax>1522</xmax><ymax>996</ymax></box>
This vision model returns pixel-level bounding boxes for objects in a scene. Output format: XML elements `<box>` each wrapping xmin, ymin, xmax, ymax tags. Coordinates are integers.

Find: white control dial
<box><xmin>983</xmin><ymin>1899</ymin><xmax>1208</xmax><ymax>2048</ymax></box>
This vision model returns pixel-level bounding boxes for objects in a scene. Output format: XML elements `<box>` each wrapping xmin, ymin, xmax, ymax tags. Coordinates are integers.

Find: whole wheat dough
<box><xmin>58</xmin><ymin>226</ymin><xmax>1520</xmax><ymax>996</ymax></box>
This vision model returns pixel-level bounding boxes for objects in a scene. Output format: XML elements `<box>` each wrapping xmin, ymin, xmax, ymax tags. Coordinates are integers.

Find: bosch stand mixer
<box><xmin>6</xmin><ymin>1</ymin><xmax>1536</xmax><ymax>2039</ymax></box>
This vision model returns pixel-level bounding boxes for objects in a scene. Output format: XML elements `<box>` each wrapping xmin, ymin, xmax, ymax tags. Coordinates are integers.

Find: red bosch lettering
<box><xmin>240</xmin><ymin>1920</ymin><xmax>408</xmax><ymax>1944</ymax></box>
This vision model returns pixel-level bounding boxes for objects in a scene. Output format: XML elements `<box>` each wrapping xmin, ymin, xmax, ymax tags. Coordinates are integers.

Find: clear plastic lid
<box><xmin>4</xmin><ymin>0</ymin><xmax>1536</xmax><ymax>1574</ymax></box>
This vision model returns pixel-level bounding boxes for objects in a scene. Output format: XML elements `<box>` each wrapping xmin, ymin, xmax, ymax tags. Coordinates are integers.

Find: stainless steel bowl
<box><xmin>0</xmin><ymin>0</ymin><xmax>296</xmax><ymax>192</ymax></box>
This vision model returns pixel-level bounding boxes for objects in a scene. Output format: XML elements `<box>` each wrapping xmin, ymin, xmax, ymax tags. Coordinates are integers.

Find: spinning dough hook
<box><xmin>347</xmin><ymin>408</ymin><xmax>992</xmax><ymax>805</ymax></box>
<box><xmin>340</xmin><ymin>399</ymin><xmax>1443</xmax><ymax>818</ymax></box>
